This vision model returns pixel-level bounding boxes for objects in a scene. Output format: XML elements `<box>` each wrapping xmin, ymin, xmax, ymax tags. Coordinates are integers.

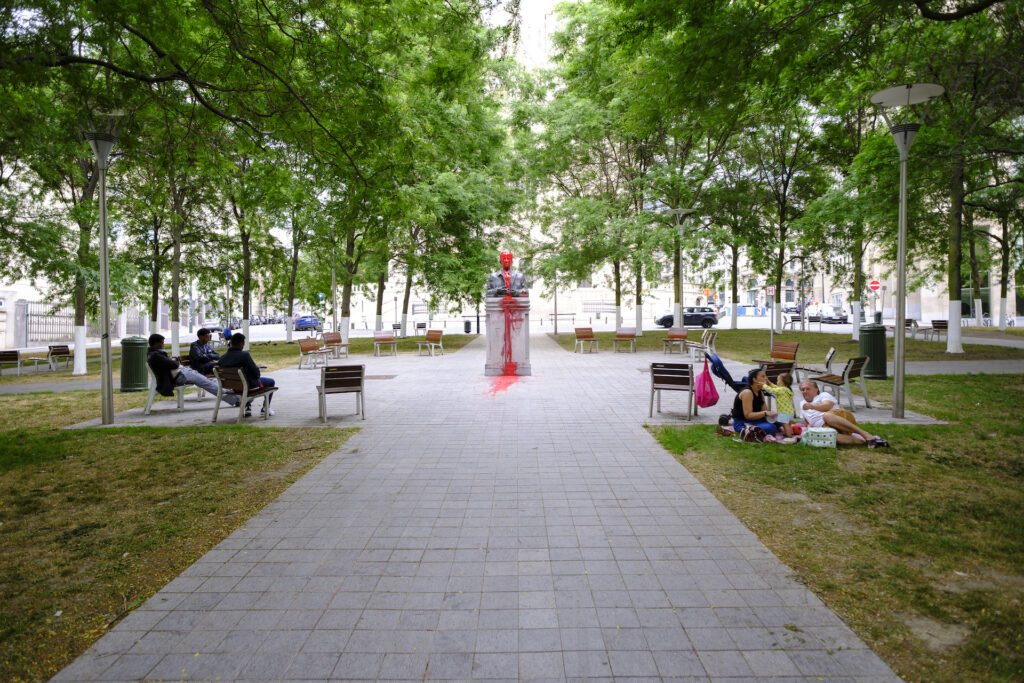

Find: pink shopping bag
<box><xmin>695</xmin><ymin>357</ymin><xmax>719</xmax><ymax>408</ymax></box>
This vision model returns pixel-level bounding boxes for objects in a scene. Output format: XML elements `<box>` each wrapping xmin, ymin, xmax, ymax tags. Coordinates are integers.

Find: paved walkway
<box><xmin>55</xmin><ymin>336</ymin><xmax>908</xmax><ymax>681</ymax></box>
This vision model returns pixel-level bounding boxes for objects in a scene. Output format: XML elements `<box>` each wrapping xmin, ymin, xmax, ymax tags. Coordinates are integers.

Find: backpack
<box><xmin>740</xmin><ymin>425</ymin><xmax>768</xmax><ymax>443</ymax></box>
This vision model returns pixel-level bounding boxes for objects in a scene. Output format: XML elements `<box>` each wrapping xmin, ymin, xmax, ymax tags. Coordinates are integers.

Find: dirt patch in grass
<box><xmin>652</xmin><ymin>374</ymin><xmax>1024</xmax><ymax>682</ymax></box>
<box><xmin>0</xmin><ymin>418</ymin><xmax>354</xmax><ymax>682</ymax></box>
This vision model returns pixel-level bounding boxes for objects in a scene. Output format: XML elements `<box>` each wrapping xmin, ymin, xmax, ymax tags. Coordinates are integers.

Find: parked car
<box><xmin>655</xmin><ymin>307</ymin><xmax>719</xmax><ymax>329</ymax></box>
<box><xmin>294</xmin><ymin>315</ymin><xmax>322</xmax><ymax>331</ymax></box>
<box><xmin>819</xmin><ymin>306</ymin><xmax>849</xmax><ymax>324</ymax></box>
<box><xmin>783</xmin><ymin>304</ymin><xmax>802</xmax><ymax>314</ymax></box>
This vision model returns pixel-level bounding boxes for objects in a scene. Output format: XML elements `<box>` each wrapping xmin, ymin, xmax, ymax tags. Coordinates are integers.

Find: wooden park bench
<box><xmin>416</xmin><ymin>330</ymin><xmax>445</xmax><ymax>356</ymax></box>
<box><xmin>613</xmin><ymin>327</ymin><xmax>637</xmax><ymax>353</ymax></box>
<box><xmin>374</xmin><ymin>331</ymin><xmax>398</xmax><ymax>356</ymax></box>
<box><xmin>795</xmin><ymin>346</ymin><xmax>836</xmax><ymax>382</ymax></box>
<box><xmin>806</xmin><ymin>314</ymin><xmax>823</xmax><ymax>331</ymax></box>
<box><xmin>685</xmin><ymin>329</ymin><xmax>717</xmax><ymax>358</ymax></box>
<box><xmin>318</xmin><ymin>364</ymin><xmax>365</xmax><ymax>422</ymax></box>
<box><xmin>212</xmin><ymin>366</ymin><xmax>278</xmax><ymax>424</ymax></box>
<box><xmin>886</xmin><ymin>318</ymin><xmax>921</xmax><ymax>339</ymax></box>
<box><xmin>322</xmin><ymin>331</ymin><xmax>350</xmax><ymax>359</ymax></box>
<box><xmin>927</xmin><ymin>319</ymin><xmax>949</xmax><ymax>341</ymax></box>
<box><xmin>574</xmin><ymin>327</ymin><xmax>598</xmax><ymax>353</ymax></box>
<box><xmin>649</xmin><ymin>362</ymin><xmax>697</xmax><ymax>420</ymax></box>
<box><xmin>298</xmin><ymin>337</ymin><xmax>332</xmax><ymax>369</ymax></box>
<box><xmin>752</xmin><ymin>340</ymin><xmax>799</xmax><ymax>365</ymax></box>
<box><xmin>785</xmin><ymin>315</ymin><xmax>823</xmax><ymax>331</ymax></box>
<box><xmin>0</xmin><ymin>349</ymin><xmax>45</xmax><ymax>376</ymax></box>
<box><xmin>809</xmin><ymin>356</ymin><xmax>872</xmax><ymax>412</ymax></box>
<box><xmin>143</xmin><ymin>363</ymin><xmax>189</xmax><ymax>415</ymax></box>
<box><xmin>47</xmin><ymin>344</ymin><xmax>72</xmax><ymax>371</ymax></box>
<box><xmin>662</xmin><ymin>327</ymin><xmax>688</xmax><ymax>355</ymax></box>
<box><xmin>415</xmin><ymin>321</ymin><xmax>427</xmax><ymax>335</ymax></box>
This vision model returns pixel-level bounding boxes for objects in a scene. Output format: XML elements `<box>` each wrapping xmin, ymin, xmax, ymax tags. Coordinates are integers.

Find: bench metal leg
<box><xmin>649</xmin><ymin>388</ymin><xmax>656</xmax><ymax>417</ymax></box>
<box><xmin>858</xmin><ymin>377</ymin><xmax>872</xmax><ymax>409</ymax></box>
<box><xmin>144</xmin><ymin>386</ymin><xmax>157</xmax><ymax>415</ymax></box>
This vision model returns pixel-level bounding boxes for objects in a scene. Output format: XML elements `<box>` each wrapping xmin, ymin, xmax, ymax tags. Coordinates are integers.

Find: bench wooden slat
<box><xmin>574</xmin><ymin>327</ymin><xmax>598</xmax><ymax>353</ymax></box>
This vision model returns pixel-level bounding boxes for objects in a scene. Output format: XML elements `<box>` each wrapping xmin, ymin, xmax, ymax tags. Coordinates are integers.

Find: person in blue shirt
<box><xmin>218</xmin><ymin>332</ymin><xmax>275</xmax><ymax>417</ymax></box>
<box><xmin>188</xmin><ymin>328</ymin><xmax>220</xmax><ymax>375</ymax></box>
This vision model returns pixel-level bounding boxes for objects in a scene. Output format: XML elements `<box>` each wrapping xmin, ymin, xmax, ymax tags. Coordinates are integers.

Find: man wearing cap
<box><xmin>147</xmin><ymin>333</ymin><xmax>239</xmax><ymax>406</ymax></box>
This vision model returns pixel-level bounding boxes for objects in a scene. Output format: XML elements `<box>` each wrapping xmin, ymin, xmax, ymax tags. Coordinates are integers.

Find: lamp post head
<box><xmin>870</xmin><ymin>83</ymin><xmax>944</xmax><ymax>160</ymax></box>
<box><xmin>85</xmin><ymin>132</ymin><xmax>118</xmax><ymax>171</ymax></box>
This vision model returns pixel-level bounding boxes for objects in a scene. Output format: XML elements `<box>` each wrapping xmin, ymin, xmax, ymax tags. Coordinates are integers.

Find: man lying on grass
<box><xmin>798</xmin><ymin>380</ymin><xmax>887</xmax><ymax>447</ymax></box>
<box><xmin>147</xmin><ymin>334</ymin><xmax>240</xmax><ymax>407</ymax></box>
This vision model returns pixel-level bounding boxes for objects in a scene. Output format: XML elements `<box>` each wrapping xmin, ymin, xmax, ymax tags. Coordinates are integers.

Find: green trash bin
<box><xmin>859</xmin><ymin>323</ymin><xmax>887</xmax><ymax>379</ymax></box>
<box><xmin>119</xmin><ymin>336</ymin><xmax>149</xmax><ymax>392</ymax></box>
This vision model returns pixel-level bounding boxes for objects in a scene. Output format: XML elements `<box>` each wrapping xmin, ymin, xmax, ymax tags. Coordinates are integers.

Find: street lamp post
<box><xmin>871</xmin><ymin>83</ymin><xmax>944</xmax><ymax>418</ymax></box>
<box><xmin>85</xmin><ymin>131</ymin><xmax>117</xmax><ymax>425</ymax></box>
<box><xmin>664</xmin><ymin>208</ymin><xmax>696</xmax><ymax>325</ymax></box>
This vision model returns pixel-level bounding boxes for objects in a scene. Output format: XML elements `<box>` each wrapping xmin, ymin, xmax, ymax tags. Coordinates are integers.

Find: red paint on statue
<box><xmin>486</xmin><ymin>296</ymin><xmax>523</xmax><ymax>395</ymax></box>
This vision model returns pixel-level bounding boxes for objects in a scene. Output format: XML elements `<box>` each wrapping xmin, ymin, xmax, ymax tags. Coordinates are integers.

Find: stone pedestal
<box><xmin>485</xmin><ymin>296</ymin><xmax>531</xmax><ymax>376</ymax></box>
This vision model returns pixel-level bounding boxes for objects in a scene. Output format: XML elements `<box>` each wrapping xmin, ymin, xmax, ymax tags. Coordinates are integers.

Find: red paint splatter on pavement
<box><xmin>485</xmin><ymin>373</ymin><xmax>520</xmax><ymax>396</ymax></box>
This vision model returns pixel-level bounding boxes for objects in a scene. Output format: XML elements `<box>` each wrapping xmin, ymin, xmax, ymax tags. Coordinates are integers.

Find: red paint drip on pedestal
<box><xmin>486</xmin><ymin>296</ymin><xmax>524</xmax><ymax>396</ymax></box>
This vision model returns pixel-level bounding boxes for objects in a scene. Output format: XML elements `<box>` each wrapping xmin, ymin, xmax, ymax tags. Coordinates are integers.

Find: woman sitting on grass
<box><xmin>733</xmin><ymin>368</ymin><xmax>778</xmax><ymax>436</ymax></box>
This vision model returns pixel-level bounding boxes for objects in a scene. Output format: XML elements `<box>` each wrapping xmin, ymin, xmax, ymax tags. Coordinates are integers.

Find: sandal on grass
<box><xmin>867</xmin><ymin>437</ymin><xmax>889</xmax><ymax>448</ymax></box>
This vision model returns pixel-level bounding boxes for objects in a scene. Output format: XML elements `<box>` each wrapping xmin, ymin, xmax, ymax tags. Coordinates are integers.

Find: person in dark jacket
<box><xmin>218</xmin><ymin>333</ymin><xmax>275</xmax><ymax>417</ymax></box>
<box><xmin>147</xmin><ymin>334</ymin><xmax>239</xmax><ymax>406</ymax></box>
<box><xmin>188</xmin><ymin>328</ymin><xmax>220</xmax><ymax>375</ymax></box>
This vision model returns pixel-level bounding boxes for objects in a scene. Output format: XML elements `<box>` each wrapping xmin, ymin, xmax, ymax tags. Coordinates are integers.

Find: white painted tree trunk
<box><xmin>116</xmin><ymin>312</ymin><xmax>127</xmax><ymax>339</ymax></box>
<box><xmin>851</xmin><ymin>301</ymin><xmax>862</xmax><ymax>341</ymax></box>
<box><xmin>171</xmin><ymin>323</ymin><xmax>180</xmax><ymax>357</ymax></box>
<box><xmin>285</xmin><ymin>316</ymin><xmax>293</xmax><ymax>342</ymax></box>
<box><xmin>242</xmin><ymin>320</ymin><xmax>250</xmax><ymax>350</ymax></box>
<box><xmin>946</xmin><ymin>300</ymin><xmax>964</xmax><ymax>353</ymax></box>
<box><xmin>674</xmin><ymin>302</ymin><xmax>682</xmax><ymax>328</ymax></box>
<box><xmin>340</xmin><ymin>316</ymin><xmax>350</xmax><ymax>343</ymax></box>
<box><xmin>400</xmin><ymin>312</ymin><xmax>408</xmax><ymax>337</ymax></box>
<box><xmin>73</xmin><ymin>326</ymin><xmax>87</xmax><ymax>375</ymax></box>
<box><xmin>973</xmin><ymin>298</ymin><xmax>983</xmax><ymax>326</ymax></box>
<box><xmin>150</xmin><ymin>319</ymin><xmax>159</xmax><ymax>335</ymax></box>
<box><xmin>999</xmin><ymin>298</ymin><xmax>1008</xmax><ymax>331</ymax></box>
<box><xmin>375</xmin><ymin>314</ymin><xmax>382</xmax><ymax>332</ymax></box>
<box><xmin>730</xmin><ymin>301</ymin><xmax>737</xmax><ymax>330</ymax></box>
<box><xmin>615</xmin><ymin>305</ymin><xmax>622</xmax><ymax>331</ymax></box>
<box><xmin>635</xmin><ymin>305</ymin><xmax>643</xmax><ymax>337</ymax></box>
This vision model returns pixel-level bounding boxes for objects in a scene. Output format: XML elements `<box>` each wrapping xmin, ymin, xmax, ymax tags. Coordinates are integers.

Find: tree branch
<box><xmin>911</xmin><ymin>0</ymin><xmax>1003</xmax><ymax>21</ymax></box>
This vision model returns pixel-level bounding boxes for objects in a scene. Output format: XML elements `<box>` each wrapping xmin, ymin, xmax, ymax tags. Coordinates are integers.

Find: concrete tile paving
<box><xmin>56</xmin><ymin>334</ymin><xmax>899</xmax><ymax>681</ymax></box>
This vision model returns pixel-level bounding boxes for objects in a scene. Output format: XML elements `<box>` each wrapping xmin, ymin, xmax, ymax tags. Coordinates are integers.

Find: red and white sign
<box><xmin>766</xmin><ymin>285</ymin><xmax>776</xmax><ymax>296</ymax></box>
<box><xmin>869</xmin><ymin>280</ymin><xmax>881</xmax><ymax>292</ymax></box>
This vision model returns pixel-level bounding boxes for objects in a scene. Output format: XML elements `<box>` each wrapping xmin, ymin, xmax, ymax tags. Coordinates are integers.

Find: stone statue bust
<box><xmin>486</xmin><ymin>250</ymin><xmax>529</xmax><ymax>298</ymax></box>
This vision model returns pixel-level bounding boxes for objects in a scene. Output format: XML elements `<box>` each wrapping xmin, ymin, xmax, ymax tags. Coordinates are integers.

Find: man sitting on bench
<box><xmin>218</xmin><ymin>333</ymin><xmax>276</xmax><ymax>417</ymax></box>
<box><xmin>147</xmin><ymin>334</ymin><xmax>239</xmax><ymax>407</ymax></box>
<box><xmin>188</xmin><ymin>328</ymin><xmax>221</xmax><ymax>375</ymax></box>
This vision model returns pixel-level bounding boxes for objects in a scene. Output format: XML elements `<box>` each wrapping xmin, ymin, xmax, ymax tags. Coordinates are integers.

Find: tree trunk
<box><xmin>946</xmin><ymin>158</ymin><xmax>965</xmax><ymax>353</ymax></box>
<box><xmin>170</xmin><ymin>195</ymin><xmax>184</xmax><ymax>357</ymax></box>
<box><xmin>966</xmin><ymin>206</ymin><xmax>983</xmax><ymax>326</ymax></box>
<box><xmin>286</xmin><ymin>208</ymin><xmax>300</xmax><ymax>342</ymax></box>
<box><xmin>375</xmin><ymin>269</ymin><xmax>386</xmax><ymax>331</ymax></box>
<box><xmin>401</xmin><ymin>265</ymin><xmax>413</xmax><ymax>337</ymax></box>
<box><xmin>730</xmin><ymin>245</ymin><xmax>739</xmax><ymax>330</ymax></box>
<box><xmin>150</xmin><ymin>216</ymin><xmax>161</xmax><ymax>327</ymax></box>
<box><xmin>852</xmin><ymin>235</ymin><xmax>864</xmax><ymax>341</ymax></box>
<box><xmin>773</xmin><ymin>230</ymin><xmax>785</xmax><ymax>333</ymax></box>
<box><xmin>999</xmin><ymin>214</ymin><xmax>1010</xmax><ymax>330</ymax></box>
<box><xmin>634</xmin><ymin>259</ymin><xmax>643</xmax><ymax>337</ymax></box>
<box><xmin>613</xmin><ymin>259</ymin><xmax>622</xmax><ymax>330</ymax></box>
<box><xmin>240</xmin><ymin>225</ymin><xmax>251</xmax><ymax>349</ymax></box>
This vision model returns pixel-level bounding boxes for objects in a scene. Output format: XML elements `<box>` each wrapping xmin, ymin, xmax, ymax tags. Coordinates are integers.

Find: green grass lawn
<box><xmin>549</xmin><ymin>328</ymin><xmax>1024</xmax><ymax>363</ymax></box>
<box><xmin>0</xmin><ymin>390</ymin><xmax>354</xmax><ymax>682</ymax></box>
<box><xmin>652</xmin><ymin>373</ymin><xmax>1024</xmax><ymax>682</ymax></box>
<box><xmin>0</xmin><ymin>333</ymin><xmax>479</xmax><ymax>387</ymax></box>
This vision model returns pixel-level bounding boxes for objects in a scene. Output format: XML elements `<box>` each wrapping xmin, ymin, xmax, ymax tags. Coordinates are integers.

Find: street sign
<box><xmin>869</xmin><ymin>280</ymin><xmax>881</xmax><ymax>292</ymax></box>
<box><xmin>766</xmin><ymin>285</ymin><xmax>776</xmax><ymax>296</ymax></box>
<box><xmin>702</xmin><ymin>288</ymin><xmax>712</xmax><ymax>296</ymax></box>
